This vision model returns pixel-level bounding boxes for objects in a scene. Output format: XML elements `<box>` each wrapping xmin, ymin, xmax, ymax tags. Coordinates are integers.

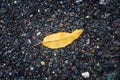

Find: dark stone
<box><xmin>0</xmin><ymin>71</ymin><xmax>3</xmax><ymax>77</ymax></box>
<box><xmin>0</xmin><ymin>8</ymin><xmax>8</xmax><ymax>14</ymax></box>
<box><xmin>102</xmin><ymin>60</ymin><xmax>116</xmax><ymax>71</ymax></box>
<box><xmin>107</xmin><ymin>72</ymin><xmax>117</xmax><ymax>80</ymax></box>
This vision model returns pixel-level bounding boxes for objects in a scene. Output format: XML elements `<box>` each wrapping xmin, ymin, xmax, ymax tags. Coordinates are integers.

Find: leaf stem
<box><xmin>32</xmin><ymin>41</ymin><xmax>42</xmax><ymax>47</ymax></box>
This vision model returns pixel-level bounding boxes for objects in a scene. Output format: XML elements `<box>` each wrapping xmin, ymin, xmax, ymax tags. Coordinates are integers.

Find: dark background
<box><xmin>0</xmin><ymin>0</ymin><xmax>120</xmax><ymax>80</ymax></box>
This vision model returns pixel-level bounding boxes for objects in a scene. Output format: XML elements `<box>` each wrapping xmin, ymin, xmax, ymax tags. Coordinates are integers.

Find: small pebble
<box><xmin>99</xmin><ymin>0</ymin><xmax>107</xmax><ymax>4</ymax></box>
<box><xmin>27</xmin><ymin>39</ymin><xmax>31</xmax><ymax>45</ymax></box>
<box><xmin>97</xmin><ymin>63</ymin><xmax>100</xmax><ymax>66</ymax></box>
<box><xmin>38</xmin><ymin>9</ymin><xmax>40</xmax><ymax>13</ymax></box>
<box><xmin>30</xmin><ymin>14</ymin><xmax>33</xmax><ymax>17</ymax></box>
<box><xmin>97</xmin><ymin>38</ymin><xmax>100</xmax><ymax>40</ymax></box>
<box><xmin>71</xmin><ymin>66</ymin><xmax>76</xmax><ymax>71</ymax></box>
<box><xmin>60</xmin><ymin>1</ymin><xmax>63</xmax><ymax>4</ymax></box>
<box><xmin>65</xmin><ymin>60</ymin><xmax>68</xmax><ymax>64</ymax></box>
<box><xmin>0</xmin><ymin>8</ymin><xmax>7</xmax><ymax>14</ymax></box>
<box><xmin>81</xmin><ymin>71</ymin><xmax>90</xmax><ymax>78</ymax></box>
<box><xmin>54</xmin><ymin>53</ymin><xmax>57</xmax><ymax>56</ymax></box>
<box><xmin>96</xmin><ymin>46</ymin><xmax>100</xmax><ymax>49</ymax></box>
<box><xmin>9</xmin><ymin>72</ymin><xmax>12</xmax><ymax>75</ymax></box>
<box><xmin>41</xmin><ymin>61</ymin><xmax>46</xmax><ymax>66</ymax></box>
<box><xmin>36</xmin><ymin>31</ymin><xmax>41</xmax><ymax>36</ymax></box>
<box><xmin>76</xmin><ymin>0</ymin><xmax>83</xmax><ymax>3</ymax></box>
<box><xmin>52</xmin><ymin>71</ymin><xmax>55</xmax><ymax>74</ymax></box>
<box><xmin>86</xmin><ymin>15</ymin><xmax>90</xmax><ymax>18</ymax></box>
<box><xmin>51</xmin><ymin>14</ymin><xmax>56</xmax><ymax>19</ymax></box>
<box><xmin>86</xmin><ymin>39</ymin><xmax>90</xmax><ymax>45</ymax></box>
<box><xmin>59</xmin><ymin>23</ymin><xmax>64</xmax><ymax>27</ymax></box>
<box><xmin>0</xmin><ymin>71</ymin><xmax>3</xmax><ymax>77</ymax></box>
<box><xmin>30</xmin><ymin>66</ymin><xmax>34</xmax><ymax>71</ymax></box>
<box><xmin>14</xmin><ymin>1</ymin><xmax>17</xmax><ymax>4</ymax></box>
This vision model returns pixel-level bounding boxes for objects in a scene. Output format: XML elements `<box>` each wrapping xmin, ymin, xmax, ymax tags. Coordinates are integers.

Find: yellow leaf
<box><xmin>42</xmin><ymin>29</ymin><xmax>83</xmax><ymax>49</ymax></box>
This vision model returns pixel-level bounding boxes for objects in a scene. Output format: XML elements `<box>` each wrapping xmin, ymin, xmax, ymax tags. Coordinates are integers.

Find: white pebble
<box><xmin>9</xmin><ymin>72</ymin><xmax>12</xmax><ymax>75</ymax></box>
<box><xmin>81</xmin><ymin>71</ymin><xmax>90</xmax><ymax>78</ymax></box>
<box><xmin>52</xmin><ymin>71</ymin><xmax>55</xmax><ymax>74</ymax></box>
<box><xmin>86</xmin><ymin>15</ymin><xmax>90</xmax><ymax>18</ymax></box>
<box><xmin>0</xmin><ymin>20</ymin><xmax>3</xmax><ymax>23</ymax></box>
<box><xmin>30</xmin><ymin>67</ymin><xmax>34</xmax><ymax>71</ymax></box>
<box><xmin>36</xmin><ymin>31</ymin><xmax>41</xmax><ymax>36</ymax></box>
<box><xmin>3</xmin><ymin>63</ymin><xmax>6</xmax><ymax>66</ymax></box>
<box><xmin>38</xmin><ymin>9</ymin><xmax>40</xmax><ymax>13</ymax></box>
<box><xmin>96</xmin><ymin>63</ymin><xmax>100</xmax><ymax>66</ymax></box>
<box><xmin>14</xmin><ymin>1</ymin><xmax>17</xmax><ymax>4</ymax></box>
<box><xmin>112</xmin><ymin>36</ymin><xmax>115</xmax><ymax>38</ymax></box>
<box><xmin>76</xmin><ymin>0</ymin><xmax>83</xmax><ymax>3</ymax></box>
<box><xmin>44</xmin><ymin>9</ymin><xmax>47</xmax><ymax>12</ymax></box>
<box><xmin>86</xmin><ymin>39</ymin><xmax>90</xmax><ymax>45</ymax></box>
<box><xmin>96</xmin><ymin>46</ymin><xmax>100</xmax><ymax>49</ymax></box>
<box><xmin>97</xmin><ymin>38</ymin><xmax>100</xmax><ymax>40</ymax></box>
<box><xmin>65</xmin><ymin>60</ymin><xmax>68</xmax><ymax>64</ymax></box>
<box><xmin>30</xmin><ymin>14</ymin><xmax>33</xmax><ymax>17</ymax></box>
<box><xmin>60</xmin><ymin>1</ymin><xmax>63</xmax><ymax>4</ymax></box>
<box><xmin>54</xmin><ymin>53</ymin><xmax>57</xmax><ymax>56</ymax></box>
<box><xmin>99</xmin><ymin>0</ymin><xmax>107</xmax><ymax>4</ymax></box>
<box><xmin>28</xmin><ymin>39</ymin><xmax>31</xmax><ymax>44</ymax></box>
<box><xmin>58</xmin><ymin>9</ymin><xmax>60</xmax><ymax>12</ymax></box>
<box><xmin>45</xmin><ymin>77</ymin><xmax>48</xmax><ymax>80</ymax></box>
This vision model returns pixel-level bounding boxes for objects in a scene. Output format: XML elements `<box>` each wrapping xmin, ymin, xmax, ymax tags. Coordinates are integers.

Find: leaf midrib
<box><xmin>42</xmin><ymin>31</ymin><xmax>81</xmax><ymax>43</ymax></box>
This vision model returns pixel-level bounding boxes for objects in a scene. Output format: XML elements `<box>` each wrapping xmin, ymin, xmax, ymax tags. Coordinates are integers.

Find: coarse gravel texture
<box><xmin>0</xmin><ymin>0</ymin><xmax>120</xmax><ymax>80</ymax></box>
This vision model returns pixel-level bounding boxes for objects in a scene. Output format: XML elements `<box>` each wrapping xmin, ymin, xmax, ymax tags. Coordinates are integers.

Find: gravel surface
<box><xmin>0</xmin><ymin>0</ymin><xmax>120</xmax><ymax>80</ymax></box>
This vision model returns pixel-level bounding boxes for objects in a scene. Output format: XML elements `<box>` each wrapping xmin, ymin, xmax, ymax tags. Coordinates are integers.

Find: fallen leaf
<box><xmin>42</xmin><ymin>29</ymin><xmax>83</xmax><ymax>49</ymax></box>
